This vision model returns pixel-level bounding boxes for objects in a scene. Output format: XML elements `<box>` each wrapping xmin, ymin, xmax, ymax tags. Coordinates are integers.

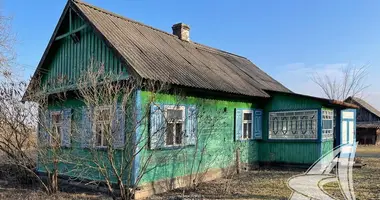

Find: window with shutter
<box><xmin>242</xmin><ymin>111</ymin><xmax>253</xmax><ymax>140</ymax></box>
<box><xmin>50</xmin><ymin>111</ymin><xmax>63</xmax><ymax>146</ymax></box>
<box><xmin>164</xmin><ymin>105</ymin><xmax>185</xmax><ymax>147</ymax></box>
<box><xmin>150</xmin><ymin>104</ymin><xmax>198</xmax><ymax>149</ymax></box>
<box><xmin>235</xmin><ymin>109</ymin><xmax>254</xmax><ymax>141</ymax></box>
<box><xmin>94</xmin><ymin>106</ymin><xmax>111</xmax><ymax>148</ymax></box>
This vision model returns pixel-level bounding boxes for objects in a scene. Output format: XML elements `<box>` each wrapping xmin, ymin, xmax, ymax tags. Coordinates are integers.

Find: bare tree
<box><xmin>42</xmin><ymin>58</ymin><xmax>223</xmax><ymax>200</ymax></box>
<box><xmin>312</xmin><ymin>64</ymin><xmax>369</xmax><ymax>100</ymax></box>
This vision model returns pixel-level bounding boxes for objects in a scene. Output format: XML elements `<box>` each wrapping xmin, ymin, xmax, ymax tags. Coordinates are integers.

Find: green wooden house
<box><xmin>24</xmin><ymin>0</ymin><xmax>358</xmax><ymax>198</ymax></box>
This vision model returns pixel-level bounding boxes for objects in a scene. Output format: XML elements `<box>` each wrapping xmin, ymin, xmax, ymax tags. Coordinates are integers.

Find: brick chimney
<box><xmin>172</xmin><ymin>23</ymin><xmax>190</xmax><ymax>42</ymax></box>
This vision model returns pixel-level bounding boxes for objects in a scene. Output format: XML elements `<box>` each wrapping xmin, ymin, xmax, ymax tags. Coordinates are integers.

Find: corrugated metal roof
<box><xmin>346</xmin><ymin>97</ymin><xmax>380</xmax><ymax>118</ymax></box>
<box><xmin>71</xmin><ymin>0</ymin><xmax>291</xmax><ymax>97</ymax></box>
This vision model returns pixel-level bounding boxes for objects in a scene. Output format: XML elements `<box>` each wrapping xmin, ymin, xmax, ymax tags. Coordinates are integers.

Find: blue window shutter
<box><xmin>235</xmin><ymin>109</ymin><xmax>243</xmax><ymax>141</ymax></box>
<box><xmin>112</xmin><ymin>104</ymin><xmax>125</xmax><ymax>149</ymax></box>
<box><xmin>254</xmin><ymin>109</ymin><xmax>263</xmax><ymax>139</ymax></box>
<box><xmin>39</xmin><ymin>110</ymin><xmax>50</xmax><ymax>145</ymax></box>
<box><xmin>150</xmin><ymin>104</ymin><xmax>165</xmax><ymax>149</ymax></box>
<box><xmin>62</xmin><ymin>108</ymin><xmax>72</xmax><ymax>147</ymax></box>
<box><xmin>186</xmin><ymin>105</ymin><xmax>197</xmax><ymax>146</ymax></box>
<box><xmin>81</xmin><ymin>106</ymin><xmax>93</xmax><ymax>148</ymax></box>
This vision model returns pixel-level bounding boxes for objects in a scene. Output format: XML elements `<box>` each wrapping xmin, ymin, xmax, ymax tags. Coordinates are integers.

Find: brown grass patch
<box><xmin>152</xmin><ymin>157</ymin><xmax>380</xmax><ymax>199</ymax></box>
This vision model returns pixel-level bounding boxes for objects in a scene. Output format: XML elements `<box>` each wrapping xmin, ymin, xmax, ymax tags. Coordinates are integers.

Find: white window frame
<box><xmin>50</xmin><ymin>111</ymin><xmax>63</xmax><ymax>146</ymax></box>
<box><xmin>164</xmin><ymin>105</ymin><xmax>186</xmax><ymax>147</ymax></box>
<box><xmin>322</xmin><ymin>110</ymin><xmax>334</xmax><ymax>140</ymax></box>
<box><xmin>269</xmin><ymin>110</ymin><xmax>318</xmax><ymax>140</ymax></box>
<box><xmin>241</xmin><ymin>110</ymin><xmax>253</xmax><ymax>140</ymax></box>
<box><xmin>94</xmin><ymin>106</ymin><xmax>112</xmax><ymax>148</ymax></box>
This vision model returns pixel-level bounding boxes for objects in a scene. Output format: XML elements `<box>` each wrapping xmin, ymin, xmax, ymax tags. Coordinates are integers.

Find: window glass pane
<box><xmin>96</xmin><ymin>125</ymin><xmax>102</xmax><ymax>146</ymax></box>
<box><xmin>166</xmin><ymin>123</ymin><xmax>174</xmax><ymax>145</ymax></box>
<box><xmin>244</xmin><ymin>113</ymin><xmax>252</xmax><ymax>120</ymax></box>
<box><xmin>248</xmin><ymin>123</ymin><xmax>252</xmax><ymax>138</ymax></box>
<box><xmin>103</xmin><ymin>128</ymin><xmax>109</xmax><ymax>146</ymax></box>
<box><xmin>323</xmin><ymin>120</ymin><xmax>333</xmax><ymax>129</ymax></box>
<box><xmin>98</xmin><ymin>108</ymin><xmax>111</xmax><ymax>121</ymax></box>
<box><xmin>167</xmin><ymin>109</ymin><xmax>183</xmax><ymax>120</ymax></box>
<box><xmin>175</xmin><ymin>123</ymin><xmax>182</xmax><ymax>144</ymax></box>
<box><xmin>243</xmin><ymin>123</ymin><xmax>248</xmax><ymax>139</ymax></box>
<box><xmin>52</xmin><ymin>114</ymin><xmax>61</xmax><ymax>124</ymax></box>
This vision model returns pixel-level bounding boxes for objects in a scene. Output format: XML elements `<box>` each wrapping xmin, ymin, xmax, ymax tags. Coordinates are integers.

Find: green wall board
<box><xmin>136</xmin><ymin>91</ymin><xmax>259</xmax><ymax>185</ymax></box>
<box><xmin>41</xmin><ymin>11</ymin><xmax>127</xmax><ymax>93</ymax></box>
<box><xmin>258</xmin><ymin>92</ymin><xmax>325</xmax><ymax>165</ymax></box>
<box><xmin>37</xmin><ymin>98</ymin><xmax>132</xmax><ymax>184</ymax></box>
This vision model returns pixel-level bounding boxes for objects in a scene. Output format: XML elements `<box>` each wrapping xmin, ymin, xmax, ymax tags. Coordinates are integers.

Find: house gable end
<box><xmin>24</xmin><ymin>1</ymin><xmax>131</xmax><ymax>98</ymax></box>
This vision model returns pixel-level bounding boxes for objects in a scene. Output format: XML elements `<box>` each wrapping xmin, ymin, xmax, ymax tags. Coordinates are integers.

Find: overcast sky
<box><xmin>3</xmin><ymin>0</ymin><xmax>380</xmax><ymax>109</ymax></box>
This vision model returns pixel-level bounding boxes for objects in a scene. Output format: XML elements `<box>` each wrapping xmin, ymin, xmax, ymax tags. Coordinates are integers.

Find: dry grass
<box><xmin>356</xmin><ymin>145</ymin><xmax>380</xmax><ymax>154</ymax></box>
<box><xmin>152</xmin><ymin>147</ymin><xmax>380</xmax><ymax>200</ymax></box>
<box><xmin>0</xmin><ymin>146</ymin><xmax>379</xmax><ymax>199</ymax></box>
<box><xmin>0</xmin><ymin>188</ymin><xmax>111</xmax><ymax>200</ymax></box>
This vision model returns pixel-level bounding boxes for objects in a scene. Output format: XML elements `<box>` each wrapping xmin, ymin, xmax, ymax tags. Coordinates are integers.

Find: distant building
<box><xmin>345</xmin><ymin>97</ymin><xmax>380</xmax><ymax>145</ymax></box>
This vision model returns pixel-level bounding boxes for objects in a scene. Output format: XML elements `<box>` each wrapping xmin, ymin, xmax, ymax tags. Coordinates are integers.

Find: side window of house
<box><xmin>242</xmin><ymin>111</ymin><xmax>253</xmax><ymax>139</ymax></box>
<box><xmin>150</xmin><ymin>104</ymin><xmax>197</xmax><ymax>149</ymax></box>
<box><xmin>322</xmin><ymin>110</ymin><xmax>334</xmax><ymax>140</ymax></box>
<box><xmin>235</xmin><ymin>108</ymin><xmax>262</xmax><ymax>141</ymax></box>
<box><xmin>94</xmin><ymin>107</ymin><xmax>111</xmax><ymax>148</ymax></box>
<box><xmin>51</xmin><ymin>112</ymin><xmax>63</xmax><ymax>145</ymax></box>
<box><xmin>165</xmin><ymin>106</ymin><xmax>185</xmax><ymax>146</ymax></box>
<box><xmin>268</xmin><ymin>110</ymin><xmax>318</xmax><ymax>140</ymax></box>
<box><xmin>81</xmin><ymin>105</ymin><xmax>125</xmax><ymax>149</ymax></box>
<box><xmin>42</xmin><ymin>109</ymin><xmax>72</xmax><ymax>147</ymax></box>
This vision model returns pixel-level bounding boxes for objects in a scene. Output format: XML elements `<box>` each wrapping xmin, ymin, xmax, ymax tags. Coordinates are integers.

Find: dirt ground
<box><xmin>152</xmin><ymin>145</ymin><xmax>380</xmax><ymax>200</ymax></box>
<box><xmin>0</xmin><ymin>145</ymin><xmax>379</xmax><ymax>200</ymax></box>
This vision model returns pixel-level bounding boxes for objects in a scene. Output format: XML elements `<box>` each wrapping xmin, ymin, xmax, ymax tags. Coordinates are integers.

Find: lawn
<box><xmin>0</xmin><ymin>145</ymin><xmax>379</xmax><ymax>199</ymax></box>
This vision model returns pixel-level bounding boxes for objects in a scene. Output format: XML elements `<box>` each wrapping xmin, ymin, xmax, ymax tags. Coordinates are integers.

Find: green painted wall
<box><xmin>37</xmin><ymin>99</ymin><xmax>131</xmax><ymax>184</ymax></box>
<box><xmin>41</xmin><ymin>10</ymin><xmax>127</xmax><ymax>92</ymax></box>
<box><xmin>258</xmin><ymin>142</ymin><xmax>320</xmax><ymax>164</ymax></box>
<box><xmin>259</xmin><ymin>93</ymin><xmax>324</xmax><ymax>165</ymax></box>
<box><xmin>321</xmin><ymin>140</ymin><xmax>334</xmax><ymax>156</ymax></box>
<box><xmin>137</xmin><ymin>91</ymin><xmax>259</xmax><ymax>185</ymax></box>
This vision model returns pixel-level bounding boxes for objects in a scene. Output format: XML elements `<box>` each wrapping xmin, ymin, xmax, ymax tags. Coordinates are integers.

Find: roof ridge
<box><xmin>72</xmin><ymin>0</ymin><xmax>249</xmax><ymax>60</ymax></box>
<box><xmin>350</xmin><ymin>96</ymin><xmax>380</xmax><ymax>118</ymax></box>
<box><xmin>72</xmin><ymin>0</ymin><xmax>177</xmax><ymax>38</ymax></box>
<box><xmin>194</xmin><ymin>42</ymin><xmax>247</xmax><ymax>59</ymax></box>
